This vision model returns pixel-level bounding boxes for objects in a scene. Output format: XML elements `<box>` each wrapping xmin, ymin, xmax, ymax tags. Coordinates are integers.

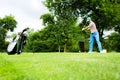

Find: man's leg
<box><xmin>94</xmin><ymin>32</ymin><xmax>102</xmax><ymax>52</ymax></box>
<box><xmin>89</xmin><ymin>33</ymin><xmax>94</xmax><ymax>52</ymax></box>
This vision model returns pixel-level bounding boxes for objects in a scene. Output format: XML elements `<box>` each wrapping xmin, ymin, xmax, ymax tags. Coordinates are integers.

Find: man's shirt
<box><xmin>88</xmin><ymin>21</ymin><xmax>98</xmax><ymax>33</ymax></box>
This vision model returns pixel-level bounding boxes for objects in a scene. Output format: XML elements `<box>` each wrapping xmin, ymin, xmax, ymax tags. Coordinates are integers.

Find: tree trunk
<box><xmin>64</xmin><ymin>43</ymin><xmax>67</xmax><ymax>52</ymax></box>
<box><xmin>58</xmin><ymin>45</ymin><xmax>60</xmax><ymax>53</ymax></box>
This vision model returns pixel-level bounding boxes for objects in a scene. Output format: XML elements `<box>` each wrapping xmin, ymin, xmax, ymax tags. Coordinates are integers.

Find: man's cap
<box><xmin>86</xmin><ymin>17</ymin><xmax>91</xmax><ymax>22</ymax></box>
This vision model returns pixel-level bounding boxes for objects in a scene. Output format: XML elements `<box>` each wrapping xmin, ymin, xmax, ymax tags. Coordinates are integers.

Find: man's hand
<box><xmin>82</xmin><ymin>28</ymin><xmax>85</xmax><ymax>31</ymax></box>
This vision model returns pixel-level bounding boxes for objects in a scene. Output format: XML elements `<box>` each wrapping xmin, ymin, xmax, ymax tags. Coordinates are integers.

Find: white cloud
<box><xmin>0</xmin><ymin>0</ymin><xmax>49</xmax><ymax>33</ymax></box>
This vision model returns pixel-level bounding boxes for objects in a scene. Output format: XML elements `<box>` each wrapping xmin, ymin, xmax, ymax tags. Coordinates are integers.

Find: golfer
<box><xmin>82</xmin><ymin>17</ymin><xmax>103</xmax><ymax>53</ymax></box>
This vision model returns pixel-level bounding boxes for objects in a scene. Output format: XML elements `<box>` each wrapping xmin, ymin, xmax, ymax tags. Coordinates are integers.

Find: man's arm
<box><xmin>82</xmin><ymin>26</ymin><xmax>90</xmax><ymax>31</ymax></box>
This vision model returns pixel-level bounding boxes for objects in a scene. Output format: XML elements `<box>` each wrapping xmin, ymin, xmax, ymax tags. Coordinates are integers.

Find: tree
<box><xmin>25</xmin><ymin>12</ymin><xmax>82</xmax><ymax>52</ymax></box>
<box><xmin>43</xmin><ymin>0</ymin><xmax>79</xmax><ymax>52</ymax></box>
<box><xmin>104</xmin><ymin>32</ymin><xmax>120</xmax><ymax>52</ymax></box>
<box><xmin>45</xmin><ymin>0</ymin><xmax>120</xmax><ymax>37</ymax></box>
<box><xmin>0</xmin><ymin>15</ymin><xmax>17</xmax><ymax>51</ymax></box>
<box><xmin>24</xmin><ymin>28</ymin><xmax>58</xmax><ymax>52</ymax></box>
<box><xmin>42</xmin><ymin>0</ymin><xmax>120</xmax><ymax>52</ymax></box>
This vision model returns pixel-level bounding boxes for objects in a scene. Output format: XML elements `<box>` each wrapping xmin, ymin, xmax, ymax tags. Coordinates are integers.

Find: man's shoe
<box><xmin>100</xmin><ymin>51</ymin><xmax>105</xmax><ymax>53</ymax></box>
<box><xmin>88</xmin><ymin>51</ymin><xmax>92</xmax><ymax>53</ymax></box>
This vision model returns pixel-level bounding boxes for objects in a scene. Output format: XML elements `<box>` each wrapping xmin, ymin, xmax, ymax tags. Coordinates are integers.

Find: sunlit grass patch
<box><xmin>0</xmin><ymin>52</ymin><xmax>120</xmax><ymax>80</ymax></box>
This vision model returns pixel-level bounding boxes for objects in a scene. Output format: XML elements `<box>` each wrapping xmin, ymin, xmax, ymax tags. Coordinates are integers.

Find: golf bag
<box><xmin>7</xmin><ymin>28</ymin><xmax>29</xmax><ymax>55</ymax></box>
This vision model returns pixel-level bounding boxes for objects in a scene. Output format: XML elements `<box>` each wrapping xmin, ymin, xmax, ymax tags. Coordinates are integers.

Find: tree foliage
<box><xmin>0</xmin><ymin>15</ymin><xmax>17</xmax><ymax>51</ymax></box>
<box><xmin>25</xmin><ymin>13</ymin><xmax>85</xmax><ymax>52</ymax></box>
<box><xmin>104</xmin><ymin>32</ymin><xmax>120</xmax><ymax>52</ymax></box>
<box><xmin>42</xmin><ymin>0</ymin><xmax>80</xmax><ymax>52</ymax></box>
<box><xmin>44</xmin><ymin>0</ymin><xmax>120</xmax><ymax>36</ymax></box>
<box><xmin>25</xmin><ymin>28</ymin><xmax>57</xmax><ymax>52</ymax></box>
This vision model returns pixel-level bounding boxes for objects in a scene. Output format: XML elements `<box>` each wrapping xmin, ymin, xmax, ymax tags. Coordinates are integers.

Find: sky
<box><xmin>0</xmin><ymin>0</ymin><xmax>49</xmax><ymax>33</ymax></box>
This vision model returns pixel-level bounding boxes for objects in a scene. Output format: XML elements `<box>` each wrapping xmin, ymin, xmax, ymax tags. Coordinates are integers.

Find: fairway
<box><xmin>0</xmin><ymin>53</ymin><xmax>120</xmax><ymax>80</ymax></box>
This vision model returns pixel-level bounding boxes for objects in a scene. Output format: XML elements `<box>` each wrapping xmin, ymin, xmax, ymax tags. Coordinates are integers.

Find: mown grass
<box><xmin>0</xmin><ymin>52</ymin><xmax>120</xmax><ymax>80</ymax></box>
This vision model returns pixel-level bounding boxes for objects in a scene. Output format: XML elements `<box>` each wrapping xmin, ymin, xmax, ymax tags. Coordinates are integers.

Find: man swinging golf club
<box><xmin>82</xmin><ymin>17</ymin><xmax>103</xmax><ymax>53</ymax></box>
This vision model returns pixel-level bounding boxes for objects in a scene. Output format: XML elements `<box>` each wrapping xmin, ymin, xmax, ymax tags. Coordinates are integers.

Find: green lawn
<box><xmin>0</xmin><ymin>52</ymin><xmax>120</xmax><ymax>80</ymax></box>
